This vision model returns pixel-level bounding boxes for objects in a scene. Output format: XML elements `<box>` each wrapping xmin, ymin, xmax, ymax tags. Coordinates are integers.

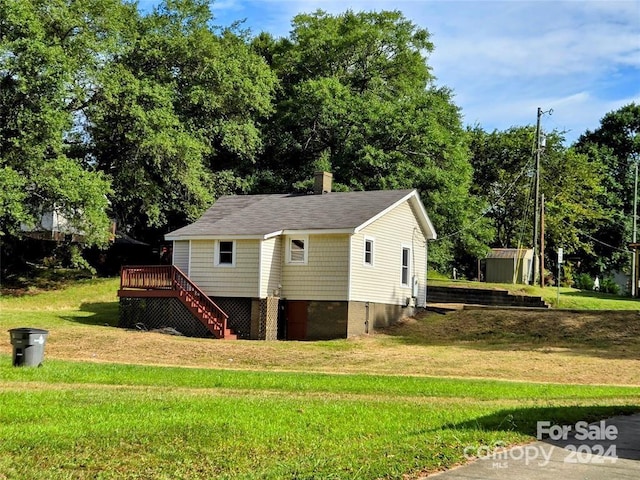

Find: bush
<box><xmin>44</xmin><ymin>244</ymin><xmax>97</xmax><ymax>275</ymax></box>
<box><xmin>575</xmin><ymin>273</ymin><xmax>594</xmax><ymax>291</ymax></box>
<box><xmin>601</xmin><ymin>277</ymin><xmax>620</xmax><ymax>295</ymax></box>
<box><xmin>560</xmin><ymin>263</ymin><xmax>574</xmax><ymax>287</ymax></box>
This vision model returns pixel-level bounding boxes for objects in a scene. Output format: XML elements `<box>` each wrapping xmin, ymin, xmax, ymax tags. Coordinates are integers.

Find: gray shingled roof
<box><xmin>486</xmin><ymin>248</ymin><xmax>532</xmax><ymax>259</ymax></box>
<box><xmin>166</xmin><ymin>189</ymin><xmax>431</xmax><ymax>238</ymax></box>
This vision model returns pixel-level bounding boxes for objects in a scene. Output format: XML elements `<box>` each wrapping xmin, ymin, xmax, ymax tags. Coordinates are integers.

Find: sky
<box><xmin>138</xmin><ymin>0</ymin><xmax>640</xmax><ymax>145</ymax></box>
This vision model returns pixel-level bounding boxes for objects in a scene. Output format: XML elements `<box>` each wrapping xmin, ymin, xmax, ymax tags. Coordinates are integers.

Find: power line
<box><xmin>560</xmin><ymin>219</ymin><xmax>632</xmax><ymax>255</ymax></box>
<box><xmin>435</xmin><ymin>156</ymin><xmax>534</xmax><ymax>241</ymax></box>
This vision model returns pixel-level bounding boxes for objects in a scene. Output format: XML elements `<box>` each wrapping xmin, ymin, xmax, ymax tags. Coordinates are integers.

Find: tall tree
<box><xmin>574</xmin><ymin>103</ymin><xmax>640</xmax><ymax>273</ymax></box>
<box><xmin>253</xmin><ymin>10</ymin><xmax>492</xmax><ymax>274</ymax></box>
<box><xmin>468</xmin><ymin>126</ymin><xmax>537</xmax><ymax>249</ymax></box>
<box><xmin>87</xmin><ymin>0</ymin><xmax>277</xmax><ymax>239</ymax></box>
<box><xmin>469</xmin><ymin>126</ymin><xmax>608</xmax><ymax>275</ymax></box>
<box><xmin>0</xmin><ymin>0</ymin><xmax>127</xmax><ymax>243</ymax></box>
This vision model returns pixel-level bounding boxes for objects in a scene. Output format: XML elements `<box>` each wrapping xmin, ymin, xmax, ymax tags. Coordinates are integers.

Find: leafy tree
<box><xmin>541</xmin><ymin>140</ymin><xmax>608</xmax><ymax>272</ymax></box>
<box><xmin>468</xmin><ymin>126</ymin><xmax>537</xmax><ymax>249</ymax></box>
<box><xmin>468</xmin><ymin>125</ymin><xmax>608</xmax><ymax>277</ymax></box>
<box><xmin>574</xmin><ymin>103</ymin><xmax>640</xmax><ymax>273</ymax></box>
<box><xmin>87</xmin><ymin>0</ymin><xmax>277</xmax><ymax>239</ymax></box>
<box><xmin>0</xmin><ymin>0</ymin><xmax>121</xmax><ymax>244</ymax></box>
<box><xmin>252</xmin><ymin>10</ymin><xmax>492</xmax><ymax>274</ymax></box>
<box><xmin>576</xmin><ymin>103</ymin><xmax>640</xmax><ymax>210</ymax></box>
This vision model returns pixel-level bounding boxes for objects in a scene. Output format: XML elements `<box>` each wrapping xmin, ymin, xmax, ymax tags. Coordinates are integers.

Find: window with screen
<box><xmin>287</xmin><ymin>236</ymin><xmax>308</xmax><ymax>264</ymax></box>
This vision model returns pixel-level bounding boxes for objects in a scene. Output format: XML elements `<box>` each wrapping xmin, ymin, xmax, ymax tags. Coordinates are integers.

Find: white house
<box><xmin>119</xmin><ymin>173</ymin><xmax>437</xmax><ymax>340</ymax></box>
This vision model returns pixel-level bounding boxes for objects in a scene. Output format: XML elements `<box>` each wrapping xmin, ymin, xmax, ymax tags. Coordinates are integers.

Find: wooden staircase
<box><xmin>118</xmin><ymin>265</ymin><xmax>236</xmax><ymax>339</ymax></box>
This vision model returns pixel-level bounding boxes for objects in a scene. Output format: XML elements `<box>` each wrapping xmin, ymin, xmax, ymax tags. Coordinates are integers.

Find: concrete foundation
<box><xmin>307</xmin><ymin>301</ymin><xmax>348</xmax><ymax>340</ymax></box>
<box><xmin>347</xmin><ymin>301</ymin><xmax>414</xmax><ymax>337</ymax></box>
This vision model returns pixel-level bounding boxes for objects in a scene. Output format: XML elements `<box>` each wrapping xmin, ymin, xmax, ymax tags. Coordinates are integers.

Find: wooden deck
<box><xmin>118</xmin><ymin>265</ymin><xmax>235</xmax><ymax>339</ymax></box>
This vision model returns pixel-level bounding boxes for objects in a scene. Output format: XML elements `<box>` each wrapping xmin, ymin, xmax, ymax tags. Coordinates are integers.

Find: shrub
<box><xmin>575</xmin><ymin>273</ymin><xmax>594</xmax><ymax>291</ymax></box>
<box><xmin>601</xmin><ymin>277</ymin><xmax>620</xmax><ymax>295</ymax></box>
<box><xmin>560</xmin><ymin>263</ymin><xmax>574</xmax><ymax>287</ymax></box>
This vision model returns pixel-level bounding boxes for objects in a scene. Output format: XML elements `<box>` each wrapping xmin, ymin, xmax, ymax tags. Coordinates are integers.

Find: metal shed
<box><xmin>485</xmin><ymin>248</ymin><xmax>533</xmax><ymax>284</ymax></box>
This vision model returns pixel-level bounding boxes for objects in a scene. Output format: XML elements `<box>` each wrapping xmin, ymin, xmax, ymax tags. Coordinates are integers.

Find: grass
<box><xmin>0</xmin><ymin>266</ymin><xmax>96</xmax><ymax>293</ymax></box>
<box><xmin>427</xmin><ymin>278</ymin><xmax>640</xmax><ymax>310</ymax></box>
<box><xmin>1</xmin><ymin>359</ymin><xmax>639</xmax><ymax>479</ymax></box>
<box><xmin>1</xmin><ymin>278</ymin><xmax>640</xmax><ymax>478</ymax></box>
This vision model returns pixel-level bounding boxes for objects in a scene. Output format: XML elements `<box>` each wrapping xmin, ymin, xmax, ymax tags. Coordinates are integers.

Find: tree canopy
<box><xmin>574</xmin><ymin>103</ymin><xmax>640</xmax><ymax>273</ymax></box>
<box><xmin>86</xmin><ymin>0</ymin><xmax>277</xmax><ymax>239</ymax></box>
<box><xmin>252</xmin><ymin>10</ymin><xmax>492</xmax><ymax>273</ymax></box>
<box><xmin>468</xmin><ymin>103</ymin><xmax>639</xmax><ymax>279</ymax></box>
<box><xmin>0</xmin><ymin>0</ymin><xmax>122</xmax><ymax>244</ymax></box>
<box><xmin>1</xmin><ymin>0</ymin><xmax>637</xmax><ymax>282</ymax></box>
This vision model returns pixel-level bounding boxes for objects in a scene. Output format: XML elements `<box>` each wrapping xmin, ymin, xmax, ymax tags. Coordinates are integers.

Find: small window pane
<box><xmin>402</xmin><ymin>247</ymin><xmax>410</xmax><ymax>285</ymax></box>
<box><xmin>365</xmin><ymin>239</ymin><xmax>373</xmax><ymax>265</ymax></box>
<box><xmin>290</xmin><ymin>239</ymin><xmax>305</xmax><ymax>262</ymax></box>
<box><xmin>219</xmin><ymin>241</ymin><xmax>233</xmax><ymax>264</ymax></box>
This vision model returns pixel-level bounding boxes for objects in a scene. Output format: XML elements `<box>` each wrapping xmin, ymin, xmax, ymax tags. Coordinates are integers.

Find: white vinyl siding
<box><xmin>189</xmin><ymin>239</ymin><xmax>259</xmax><ymax>297</ymax></box>
<box><xmin>281</xmin><ymin>234</ymin><xmax>349</xmax><ymax>301</ymax></box>
<box><xmin>259</xmin><ymin>236</ymin><xmax>282</xmax><ymax>298</ymax></box>
<box><xmin>350</xmin><ymin>200</ymin><xmax>427</xmax><ymax>305</ymax></box>
<box><xmin>172</xmin><ymin>240</ymin><xmax>190</xmax><ymax>274</ymax></box>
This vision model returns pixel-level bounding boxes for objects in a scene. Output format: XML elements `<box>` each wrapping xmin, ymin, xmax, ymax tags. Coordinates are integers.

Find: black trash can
<box><xmin>9</xmin><ymin>328</ymin><xmax>49</xmax><ymax>367</ymax></box>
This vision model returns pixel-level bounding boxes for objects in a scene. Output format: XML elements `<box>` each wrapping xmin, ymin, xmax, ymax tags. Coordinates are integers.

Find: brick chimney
<box><xmin>313</xmin><ymin>171</ymin><xmax>333</xmax><ymax>194</ymax></box>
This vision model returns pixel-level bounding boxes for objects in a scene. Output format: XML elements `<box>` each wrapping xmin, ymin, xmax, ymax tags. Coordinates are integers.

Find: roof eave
<box><xmin>165</xmin><ymin>234</ymin><xmax>267</xmax><ymax>241</ymax></box>
<box><xmin>280</xmin><ymin>228</ymin><xmax>355</xmax><ymax>236</ymax></box>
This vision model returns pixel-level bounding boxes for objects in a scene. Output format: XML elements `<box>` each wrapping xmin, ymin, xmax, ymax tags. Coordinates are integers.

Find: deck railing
<box><xmin>120</xmin><ymin>265</ymin><xmax>174</xmax><ymax>290</ymax></box>
<box><xmin>120</xmin><ymin>265</ymin><xmax>230</xmax><ymax>337</ymax></box>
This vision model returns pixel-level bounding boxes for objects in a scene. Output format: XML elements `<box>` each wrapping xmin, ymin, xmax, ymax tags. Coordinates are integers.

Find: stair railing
<box><xmin>120</xmin><ymin>265</ymin><xmax>230</xmax><ymax>337</ymax></box>
<box><xmin>170</xmin><ymin>266</ymin><xmax>230</xmax><ymax>333</ymax></box>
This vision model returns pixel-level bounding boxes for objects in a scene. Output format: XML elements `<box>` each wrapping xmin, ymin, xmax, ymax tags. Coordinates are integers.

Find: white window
<box><xmin>364</xmin><ymin>237</ymin><xmax>374</xmax><ymax>266</ymax></box>
<box><xmin>401</xmin><ymin>246</ymin><xmax>411</xmax><ymax>286</ymax></box>
<box><xmin>286</xmin><ymin>235</ymin><xmax>308</xmax><ymax>264</ymax></box>
<box><xmin>215</xmin><ymin>240</ymin><xmax>235</xmax><ymax>267</ymax></box>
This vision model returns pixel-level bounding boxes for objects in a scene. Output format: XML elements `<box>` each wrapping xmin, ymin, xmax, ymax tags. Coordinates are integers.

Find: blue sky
<box><xmin>138</xmin><ymin>0</ymin><xmax>640</xmax><ymax>145</ymax></box>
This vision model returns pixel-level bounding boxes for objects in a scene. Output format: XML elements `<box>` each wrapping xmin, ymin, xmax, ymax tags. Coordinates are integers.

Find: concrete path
<box><xmin>427</xmin><ymin>414</ymin><xmax>640</xmax><ymax>479</ymax></box>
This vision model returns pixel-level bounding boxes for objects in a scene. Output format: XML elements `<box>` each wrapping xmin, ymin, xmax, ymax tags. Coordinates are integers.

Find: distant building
<box><xmin>21</xmin><ymin>208</ymin><xmax>87</xmax><ymax>242</ymax></box>
<box><xmin>485</xmin><ymin>248</ymin><xmax>533</xmax><ymax>284</ymax></box>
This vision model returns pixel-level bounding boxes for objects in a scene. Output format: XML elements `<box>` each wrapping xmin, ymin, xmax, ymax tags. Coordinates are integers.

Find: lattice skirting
<box><xmin>119</xmin><ymin>297</ymin><xmax>213</xmax><ymax>338</ymax></box>
<box><xmin>211</xmin><ymin>297</ymin><xmax>252</xmax><ymax>339</ymax></box>
<box><xmin>259</xmin><ymin>297</ymin><xmax>279</xmax><ymax>340</ymax></box>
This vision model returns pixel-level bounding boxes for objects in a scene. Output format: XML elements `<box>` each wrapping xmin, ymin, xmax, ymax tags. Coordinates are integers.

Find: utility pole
<box><xmin>532</xmin><ymin>107</ymin><xmax>552</xmax><ymax>287</ymax></box>
<box><xmin>540</xmin><ymin>194</ymin><xmax>545</xmax><ymax>288</ymax></box>
<box><xmin>532</xmin><ymin>108</ymin><xmax>542</xmax><ymax>286</ymax></box>
<box><xmin>633</xmin><ymin>157</ymin><xmax>638</xmax><ymax>297</ymax></box>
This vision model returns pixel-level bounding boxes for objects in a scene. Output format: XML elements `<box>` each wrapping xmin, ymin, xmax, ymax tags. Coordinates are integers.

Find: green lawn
<box><xmin>1</xmin><ymin>277</ymin><xmax>639</xmax><ymax>478</ymax></box>
<box><xmin>1</xmin><ymin>359</ymin><xmax>639</xmax><ymax>479</ymax></box>
<box><xmin>428</xmin><ymin>278</ymin><xmax>640</xmax><ymax>310</ymax></box>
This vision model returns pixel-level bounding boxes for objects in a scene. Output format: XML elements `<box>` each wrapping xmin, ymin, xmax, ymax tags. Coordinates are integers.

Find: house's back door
<box><xmin>285</xmin><ymin>301</ymin><xmax>308</xmax><ymax>341</ymax></box>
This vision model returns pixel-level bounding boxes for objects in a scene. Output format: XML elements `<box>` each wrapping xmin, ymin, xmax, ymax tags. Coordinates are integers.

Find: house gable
<box><xmin>349</xmin><ymin>198</ymin><xmax>428</xmax><ymax>305</ymax></box>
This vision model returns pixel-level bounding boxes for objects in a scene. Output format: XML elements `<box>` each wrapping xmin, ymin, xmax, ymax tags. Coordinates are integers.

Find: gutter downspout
<box><xmin>424</xmin><ymin>240</ymin><xmax>429</xmax><ymax>307</ymax></box>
